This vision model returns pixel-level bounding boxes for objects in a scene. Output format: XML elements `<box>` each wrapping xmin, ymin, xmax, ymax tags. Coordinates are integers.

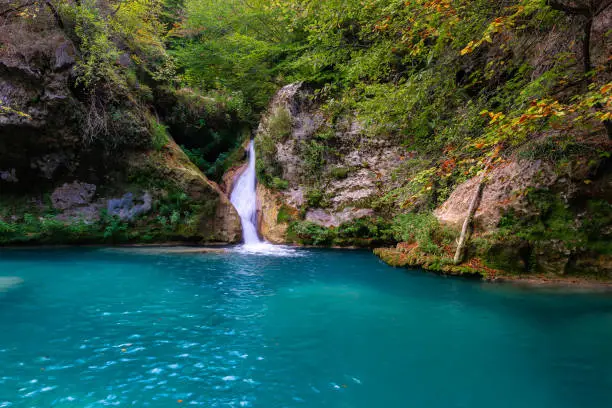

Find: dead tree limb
<box><xmin>453</xmin><ymin>152</ymin><xmax>498</xmax><ymax>265</ymax></box>
<box><xmin>453</xmin><ymin>180</ymin><xmax>486</xmax><ymax>265</ymax></box>
<box><xmin>45</xmin><ymin>0</ymin><xmax>64</xmax><ymax>29</ymax></box>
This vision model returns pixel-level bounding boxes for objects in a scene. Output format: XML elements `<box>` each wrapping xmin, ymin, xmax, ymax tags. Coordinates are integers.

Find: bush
<box><xmin>270</xmin><ymin>177</ymin><xmax>289</xmax><ymax>190</ymax></box>
<box><xmin>277</xmin><ymin>205</ymin><xmax>295</xmax><ymax>224</ymax></box>
<box><xmin>150</xmin><ymin>117</ymin><xmax>170</xmax><ymax>151</ymax></box>
<box><xmin>266</xmin><ymin>107</ymin><xmax>292</xmax><ymax>141</ymax></box>
<box><xmin>255</xmin><ymin>133</ymin><xmax>283</xmax><ymax>187</ymax></box>
<box><xmin>288</xmin><ymin>217</ymin><xmax>395</xmax><ymax>247</ymax></box>
<box><xmin>392</xmin><ymin>212</ymin><xmax>455</xmax><ymax>255</ymax></box>
<box><xmin>301</xmin><ymin>140</ymin><xmax>326</xmax><ymax>181</ymax></box>
<box><xmin>329</xmin><ymin>167</ymin><xmax>350</xmax><ymax>180</ymax></box>
<box><xmin>305</xmin><ymin>188</ymin><xmax>328</xmax><ymax>208</ymax></box>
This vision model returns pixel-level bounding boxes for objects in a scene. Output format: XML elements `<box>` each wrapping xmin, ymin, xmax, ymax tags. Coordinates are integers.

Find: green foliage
<box><xmin>270</xmin><ymin>177</ymin><xmax>289</xmax><ymax>190</ymax></box>
<box><xmin>266</xmin><ymin>107</ymin><xmax>293</xmax><ymax>142</ymax></box>
<box><xmin>288</xmin><ymin>217</ymin><xmax>394</xmax><ymax>247</ymax></box>
<box><xmin>277</xmin><ymin>205</ymin><xmax>295</xmax><ymax>224</ymax></box>
<box><xmin>150</xmin><ymin>117</ymin><xmax>170</xmax><ymax>151</ymax></box>
<box><xmin>301</xmin><ymin>140</ymin><xmax>326</xmax><ymax>181</ymax></box>
<box><xmin>255</xmin><ymin>133</ymin><xmax>283</xmax><ymax>188</ymax></box>
<box><xmin>329</xmin><ymin>167</ymin><xmax>350</xmax><ymax>180</ymax></box>
<box><xmin>392</xmin><ymin>212</ymin><xmax>456</xmax><ymax>255</ymax></box>
<box><xmin>102</xmin><ymin>214</ymin><xmax>129</xmax><ymax>243</ymax></box>
<box><xmin>305</xmin><ymin>188</ymin><xmax>329</xmax><ymax>209</ymax></box>
<box><xmin>498</xmin><ymin>190</ymin><xmax>612</xmax><ymax>253</ymax></box>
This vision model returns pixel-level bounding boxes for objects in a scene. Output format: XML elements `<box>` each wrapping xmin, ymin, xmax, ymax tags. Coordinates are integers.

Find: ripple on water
<box><xmin>1</xmin><ymin>248</ymin><xmax>612</xmax><ymax>407</ymax></box>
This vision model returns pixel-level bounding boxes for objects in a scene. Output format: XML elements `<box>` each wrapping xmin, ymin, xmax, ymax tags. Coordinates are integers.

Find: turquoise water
<box><xmin>1</xmin><ymin>248</ymin><xmax>612</xmax><ymax>407</ymax></box>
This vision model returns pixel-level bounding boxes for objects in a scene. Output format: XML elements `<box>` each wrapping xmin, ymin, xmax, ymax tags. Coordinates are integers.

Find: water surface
<box><xmin>1</xmin><ymin>247</ymin><xmax>611</xmax><ymax>407</ymax></box>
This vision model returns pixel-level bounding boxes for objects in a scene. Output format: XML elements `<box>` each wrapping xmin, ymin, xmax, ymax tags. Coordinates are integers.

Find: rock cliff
<box><xmin>0</xmin><ymin>15</ymin><xmax>241</xmax><ymax>244</ymax></box>
<box><xmin>250</xmin><ymin>82</ymin><xmax>611</xmax><ymax>277</ymax></box>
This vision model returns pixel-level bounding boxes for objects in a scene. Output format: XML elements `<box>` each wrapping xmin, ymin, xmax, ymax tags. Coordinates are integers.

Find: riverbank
<box><xmin>373</xmin><ymin>246</ymin><xmax>612</xmax><ymax>291</ymax></box>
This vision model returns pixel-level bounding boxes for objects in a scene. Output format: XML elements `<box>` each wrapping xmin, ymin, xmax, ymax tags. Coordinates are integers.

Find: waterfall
<box><xmin>230</xmin><ymin>140</ymin><xmax>263</xmax><ymax>245</ymax></box>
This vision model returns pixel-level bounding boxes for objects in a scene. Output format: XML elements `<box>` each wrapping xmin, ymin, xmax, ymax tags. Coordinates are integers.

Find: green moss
<box><xmin>277</xmin><ymin>205</ymin><xmax>295</xmax><ymax>224</ymax></box>
<box><xmin>329</xmin><ymin>167</ymin><xmax>350</xmax><ymax>180</ymax></box>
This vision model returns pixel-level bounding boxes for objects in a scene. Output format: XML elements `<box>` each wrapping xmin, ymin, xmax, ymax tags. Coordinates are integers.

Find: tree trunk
<box><xmin>453</xmin><ymin>181</ymin><xmax>486</xmax><ymax>265</ymax></box>
<box><xmin>582</xmin><ymin>17</ymin><xmax>592</xmax><ymax>74</ymax></box>
<box><xmin>45</xmin><ymin>1</ymin><xmax>64</xmax><ymax>29</ymax></box>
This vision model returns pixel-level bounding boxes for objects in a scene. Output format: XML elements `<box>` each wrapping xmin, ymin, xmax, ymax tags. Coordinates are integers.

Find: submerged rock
<box><xmin>0</xmin><ymin>277</ymin><xmax>23</xmax><ymax>292</ymax></box>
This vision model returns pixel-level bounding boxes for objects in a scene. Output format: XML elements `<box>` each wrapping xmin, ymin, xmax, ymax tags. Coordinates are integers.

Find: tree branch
<box><xmin>0</xmin><ymin>1</ymin><xmax>36</xmax><ymax>17</ymax></box>
<box><xmin>546</xmin><ymin>0</ymin><xmax>592</xmax><ymax>16</ymax></box>
<box><xmin>45</xmin><ymin>0</ymin><xmax>64</xmax><ymax>29</ymax></box>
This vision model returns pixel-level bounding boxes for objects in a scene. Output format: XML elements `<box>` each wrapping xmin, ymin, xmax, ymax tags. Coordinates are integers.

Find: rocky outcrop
<box><xmin>0</xmin><ymin>16</ymin><xmax>241</xmax><ymax>244</ymax></box>
<box><xmin>51</xmin><ymin>182</ymin><xmax>97</xmax><ymax>211</ymax></box>
<box><xmin>256</xmin><ymin>183</ymin><xmax>295</xmax><ymax>243</ymax></box>
<box><xmin>127</xmin><ymin>141</ymin><xmax>242</xmax><ymax>243</ymax></box>
<box><xmin>0</xmin><ymin>24</ymin><xmax>86</xmax><ymax>186</ymax></box>
<box><xmin>435</xmin><ymin>160</ymin><xmax>557</xmax><ymax>229</ymax></box>
<box><xmin>254</xmin><ymin>83</ymin><xmax>404</xmax><ymax>239</ymax></box>
<box><xmin>305</xmin><ymin>208</ymin><xmax>374</xmax><ymax>228</ymax></box>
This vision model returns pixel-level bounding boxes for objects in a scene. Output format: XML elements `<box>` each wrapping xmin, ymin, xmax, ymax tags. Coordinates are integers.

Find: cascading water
<box><xmin>230</xmin><ymin>140</ymin><xmax>264</xmax><ymax>246</ymax></box>
<box><xmin>229</xmin><ymin>141</ymin><xmax>299</xmax><ymax>256</ymax></box>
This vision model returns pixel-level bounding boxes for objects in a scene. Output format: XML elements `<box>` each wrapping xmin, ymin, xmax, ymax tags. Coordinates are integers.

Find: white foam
<box><xmin>233</xmin><ymin>243</ymin><xmax>304</xmax><ymax>257</ymax></box>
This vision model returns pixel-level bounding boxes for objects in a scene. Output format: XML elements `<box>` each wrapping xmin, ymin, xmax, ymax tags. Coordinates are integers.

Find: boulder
<box><xmin>435</xmin><ymin>160</ymin><xmax>557</xmax><ymax>230</ymax></box>
<box><xmin>51</xmin><ymin>181</ymin><xmax>97</xmax><ymax>211</ymax></box>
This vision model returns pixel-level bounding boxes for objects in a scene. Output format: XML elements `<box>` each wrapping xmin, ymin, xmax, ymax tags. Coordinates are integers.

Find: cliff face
<box><xmin>251</xmin><ymin>82</ymin><xmax>611</xmax><ymax>277</ymax></box>
<box><xmin>253</xmin><ymin>83</ymin><xmax>403</xmax><ymax>244</ymax></box>
<box><xmin>0</xmin><ymin>17</ymin><xmax>241</xmax><ymax>244</ymax></box>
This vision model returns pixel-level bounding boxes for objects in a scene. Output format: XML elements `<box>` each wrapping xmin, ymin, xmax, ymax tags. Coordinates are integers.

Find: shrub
<box><xmin>266</xmin><ymin>106</ymin><xmax>292</xmax><ymax>141</ymax></box>
<box><xmin>277</xmin><ymin>205</ymin><xmax>296</xmax><ymax>224</ymax></box>
<box><xmin>305</xmin><ymin>188</ymin><xmax>328</xmax><ymax>208</ymax></box>
<box><xmin>255</xmin><ymin>133</ymin><xmax>282</xmax><ymax>187</ymax></box>
<box><xmin>392</xmin><ymin>212</ymin><xmax>453</xmax><ymax>255</ymax></box>
<box><xmin>288</xmin><ymin>217</ymin><xmax>395</xmax><ymax>247</ymax></box>
<box><xmin>329</xmin><ymin>167</ymin><xmax>350</xmax><ymax>180</ymax></box>
<box><xmin>301</xmin><ymin>140</ymin><xmax>326</xmax><ymax>181</ymax></box>
<box><xmin>150</xmin><ymin>117</ymin><xmax>170</xmax><ymax>151</ymax></box>
<box><xmin>270</xmin><ymin>177</ymin><xmax>289</xmax><ymax>190</ymax></box>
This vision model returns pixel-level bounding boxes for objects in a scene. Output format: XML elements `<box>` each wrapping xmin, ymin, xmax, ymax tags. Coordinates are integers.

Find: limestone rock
<box><xmin>435</xmin><ymin>160</ymin><xmax>557</xmax><ymax>230</ymax></box>
<box><xmin>54</xmin><ymin>41</ymin><xmax>76</xmax><ymax>71</ymax></box>
<box><xmin>257</xmin><ymin>183</ymin><xmax>293</xmax><ymax>244</ymax></box>
<box><xmin>305</xmin><ymin>208</ymin><xmax>374</xmax><ymax>228</ymax></box>
<box><xmin>51</xmin><ymin>181</ymin><xmax>97</xmax><ymax>211</ymax></box>
<box><xmin>533</xmin><ymin>240</ymin><xmax>572</xmax><ymax>275</ymax></box>
<box><xmin>254</xmin><ymin>83</ymin><xmax>404</xmax><ymax>229</ymax></box>
<box><xmin>107</xmin><ymin>192</ymin><xmax>152</xmax><ymax>221</ymax></box>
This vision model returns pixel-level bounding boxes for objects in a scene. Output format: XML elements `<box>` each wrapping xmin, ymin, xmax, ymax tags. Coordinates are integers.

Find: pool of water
<box><xmin>1</xmin><ymin>247</ymin><xmax>612</xmax><ymax>407</ymax></box>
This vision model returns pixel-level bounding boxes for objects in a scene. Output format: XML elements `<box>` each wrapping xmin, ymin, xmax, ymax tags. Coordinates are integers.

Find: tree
<box><xmin>546</xmin><ymin>0</ymin><xmax>612</xmax><ymax>74</ymax></box>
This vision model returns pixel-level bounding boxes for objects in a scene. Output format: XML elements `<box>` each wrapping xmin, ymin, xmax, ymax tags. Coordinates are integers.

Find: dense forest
<box><xmin>0</xmin><ymin>0</ymin><xmax>610</xmax><ymax>278</ymax></box>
